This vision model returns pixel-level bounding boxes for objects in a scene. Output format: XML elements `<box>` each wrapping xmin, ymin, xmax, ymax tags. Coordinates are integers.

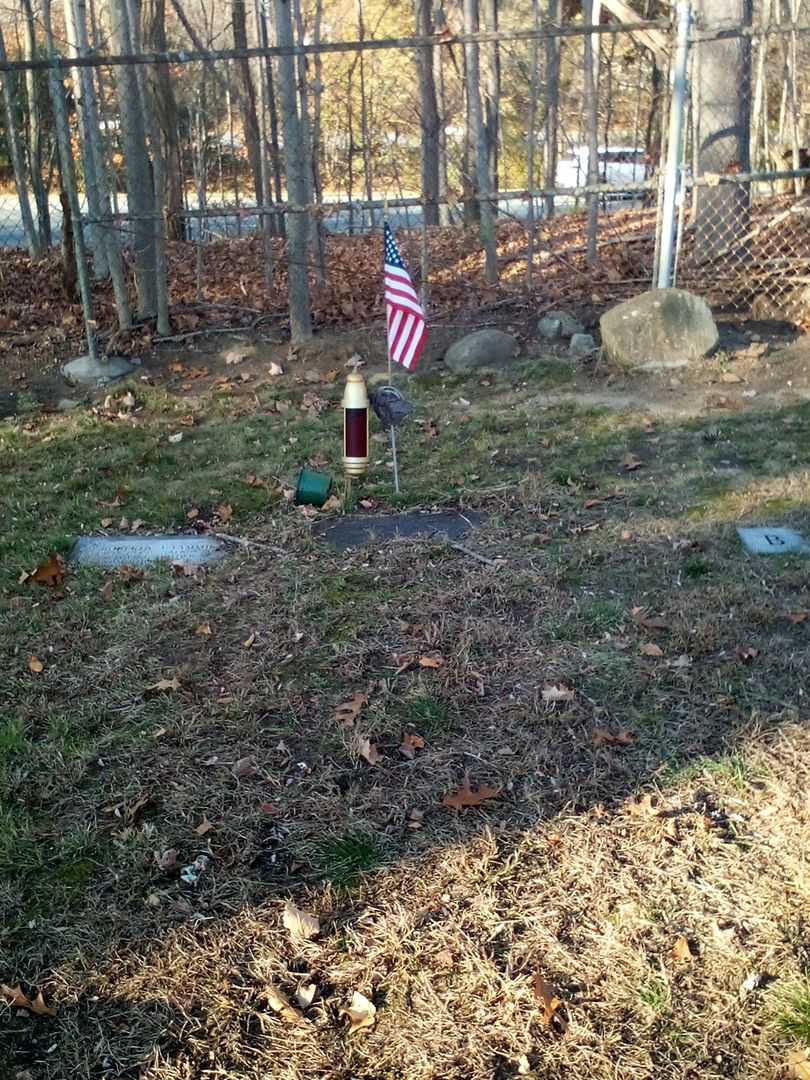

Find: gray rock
<box><xmin>62</xmin><ymin>353</ymin><xmax>135</xmax><ymax>386</ymax></box>
<box><xmin>600</xmin><ymin>289</ymin><xmax>718</xmax><ymax>371</ymax></box>
<box><xmin>444</xmin><ymin>329</ymin><xmax>519</xmax><ymax>373</ymax></box>
<box><xmin>568</xmin><ymin>333</ymin><xmax>597</xmax><ymax>358</ymax></box>
<box><xmin>537</xmin><ymin>316</ymin><xmax>563</xmax><ymax>340</ymax></box>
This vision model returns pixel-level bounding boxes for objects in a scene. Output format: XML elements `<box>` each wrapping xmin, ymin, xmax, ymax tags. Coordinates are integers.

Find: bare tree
<box><xmin>232</xmin><ymin>0</ymin><xmax>264</xmax><ymax>206</ymax></box>
<box><xmin>526</xmin><ymin>0</ymin><xmax>540</xmax><ymax>286</ymax></box>
<box><xmin>275</xmin><ymin>0</ymin><xmax>312</xmax><ymax>341</ymax></box>
<box><xmin>584</xmin><ymin>0</ymin><xmax>600</xmax><ymax>265</ymax></box>
<box><xmin>145</xmin><ymin>0</ymin><xmax>186</xmax><ymax>241</ymax></box>
<box><xmin>0</xmin><ymin>23</ymin><xmax>42</xmax><ymax>258</ymax></box>
<box><xmin>481</xmin><ymin>0</ymin><xmax>500</xmax><ymax>191</ymax></box>
<box><xmin>20</xmin><ymin>0</ymin><xmax>51</xmax><ymax>249</ymax></box>
<box><xmin>462</xmin><ymin>0</ymin><xmax>497</xmax><ymax>282</ymax></box>
<box><xmin>415</xmin><ymin>0</ymin><xmax>440</xmax><ymax>226</ymax></box>
<box><xmin>107</xmin><ymin>0</ymin><xmax>158</xmax><ymax>316</ymax></box>
<box><xmin>543</xmin><ymin>0</ymin><xmax>561</xmax><ymax>218</ymax></box>
<box><xmin>356</xmin><ymin>0</ymin><xmax>374</xmax><ymax>223</ymax></box>
<box><xmin>693</xmin><ymin>0</ymin><xmax>753</xmax><ymax>262</ymax></box>
<box><xmin>292</xmin><ymin>0</ymin><xmax>325</xmax><ymax>280</ymax></box>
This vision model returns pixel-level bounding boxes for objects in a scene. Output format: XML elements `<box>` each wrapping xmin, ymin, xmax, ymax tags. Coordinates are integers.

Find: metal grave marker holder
<box><xmin>736</xmin><ymin>527</ymin><xmax>810</xmax><ymax>556</ymax></box>
<box><xmin>70</xmin><ymin>535</ymin><xmax>227</xmax><ymax>569</ymax></box>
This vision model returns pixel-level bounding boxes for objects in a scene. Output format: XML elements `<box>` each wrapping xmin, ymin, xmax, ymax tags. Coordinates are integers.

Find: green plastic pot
<box><xmin>295</xmin><ymin>468</ymin><xmax>333</xmax><ymax>507</ymax></box>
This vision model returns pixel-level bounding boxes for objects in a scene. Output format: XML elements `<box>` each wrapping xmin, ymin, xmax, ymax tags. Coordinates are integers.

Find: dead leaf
<box><xmin>591</xmin><ymin>727</ymin><xmax>635</xmax><ymax>748</ymax></box>
<box><xmin>341</xmin><ymin>990</ymin><xmax>376</xmax><ymax>1034</ymax></box>
<box><xmin>720</xmin><ymin>371</ymin><xmax>742</xmax><ymax>383</ymax></box>
<box><xmin>1</xmin><ymin>984</ymin><xmax>56</xmax><ymax>1018</ymax></box>
<box><xmin>268</xmin><ymin>361</ymin><xmax>284</xmax><ymax>376</ymax></box>
<box><xmin>623</xmin><ymin>453</ymin><xmax>643</xmax><ymax>471</ymax></box>
<box><xmin>434</xmin><ymin>948</ymin><xmax>454</xmax><ymax>969</ymax></box>
<box><xmin>399</xmin><ymin>732</ymin><xmax>426</xmax><ymax>759</ymax></box>
<box><xmin>195</xmin><ymin>623</ymin><xmax>212</xmax><ymax>637</ymax></box>
<box><xmin>171</xmin><ymin>562</ymin><xmax>200</xmax><ymax>577</ymax></box>
<box><xmin>282</xmin><ymin>901</ymin><xmax>320</xmax><ymax>942</ymax></box>
<box><xmin>333</xmin><ymin>692</ymin><xmax>368</xmax><ymax>728</ymax></box>
<box><xmin>541</xmin><ymin>684</ymin><xmax>575</xmax><ymax>704</ymax></box>
<box><xmin>244</xmin><ymin>473</ymin><xmax>266</xmax><ymax>488</ymax></box>
<box><xmin>243</xmin><ymin>632</ymin><xmax>257</xmax><ymax>649</ymax></box>
<box><xmin>23</xmin><ymin>553</ymin><xmax>65</xmax><ymax>588</ymax></box>
<box><xmin>145</xmin><ymin>677</ymin><xmax>181</xmax><ymax>693</ymax></box>
<box><xmin>295</xmin><ymin>982</ymin><xmax>318</xmax><ymax>1008</ymax></box>
<box><xmin>100</xmin><ymin>517</ymin><xmax>113</xmax><ymax>528</ymax></box>
<box><xmin>633</xmin><ymin>610</ymin><xmax>670</xmax><ymax>631</ymax></box>
<box><xmin>786</xmin><ymin>611</ymin><xmax>809</xmax><ymax>625</ymax></box>
<box><xmin>785</xmin><ymin>1049</ymin><xmax>810</xmax><ymax>1079</ymax></box>
<box><xmin>627</xmin><ymin>793</ymin><xmax>660</xmax><ymax>816</ymax></box>
<box><xmin>100</xmin><ymin>579</ymin><xmax>114</xmax><ymax>602</ymax></box>
<box><xmin>418</xmin><ymin>653</ymin><xmax>445</xmax><ymax>669</ymax></box>
<box><xmin>28</xmin><ymin>655</ymin><xmax>44</xmax><ymax>674</ymax></box>
<box><xmin>194</xmin><ymin>817</ymin><xmax>214</xmax><ymax>836</ymax></box>
<box><xmin>357</xmin><ymin>737</ymin><xmax>382</xmax><ymax>766</ymax></box>
<box><xmin>533</xmin><ymin>972</ymin><xmax>569</xmax><ymax>1034</ymax></box>
<box><xmin>640</xmin><ymin>642</ymin><xmax>664</xmax><ymax>658</ymax></box>
<box><xmin>232</xmin><ymin>756</ymin><xmax>258</xmax><ymax>780</ymax></box>
<box><xmin>735</xmin><ymin>645</ymin><xmax>759</xmax><ymax>663</ymax></box>
<box><xmin>265</xmin><ymin>985</ymin><xmax>304</xmax><ymax>1024</ymax></box>
<box><xmin>153</xmin><ymin>848</ymin><xmax>178</xmax><ymax>871</ymax></box>
<box><xmin>168</xmin><ymin>432</ymin><xmax>184</xmax><ymax>444</ymax></box>
<box><xmin>672</xmin><ymin>935</ymin><xmax>695</xmax><ymax>964</ymax></box>
<box><xmin>186</xmin><ymin>507</ymin><xmax>199</xmax><ymax>521</ymax></box>
<box><xmin>583</xmin><ymin>498</ymin><xmax>602</xmax><ymax>510</ymax></box>
<box><xmin>442</xmin><ymin>775</ymin><xmax>500</xmax><ymax>811</ymax></box>
<box><xmin>215</xmin><ymin>503</ymin><xmax>233</xmax><ymax>523</ymax></box>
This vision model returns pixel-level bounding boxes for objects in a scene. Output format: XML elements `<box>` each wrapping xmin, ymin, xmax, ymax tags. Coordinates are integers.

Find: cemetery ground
<box><xmin>3</xmin><ymin>325</ymin><xmax>810</xmax><ymax>1080</ymax></box>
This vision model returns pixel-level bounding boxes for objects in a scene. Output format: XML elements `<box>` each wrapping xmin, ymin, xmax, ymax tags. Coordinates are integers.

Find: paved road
<box><xmin>0</xmin><ymin>192</ymin><xmax>641</xmax><ymax>250</ymax></box>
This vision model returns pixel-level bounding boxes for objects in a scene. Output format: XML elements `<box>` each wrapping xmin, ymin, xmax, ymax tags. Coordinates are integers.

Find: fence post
<box><xmin>656</xmin><ymin>0</ymin><xmax>691</xmax><ymax>289</ymax></box>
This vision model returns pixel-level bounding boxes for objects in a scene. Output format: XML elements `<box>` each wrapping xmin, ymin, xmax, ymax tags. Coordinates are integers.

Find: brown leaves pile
<box><xmin>19</xmin><ymin>553</ymin><xmax>65</xmax><ymax>587</ymax></box>
<box><xmin>442</xmin><ymin>775</ymin><xmax>500</xmax><ymax>811</ymax></box>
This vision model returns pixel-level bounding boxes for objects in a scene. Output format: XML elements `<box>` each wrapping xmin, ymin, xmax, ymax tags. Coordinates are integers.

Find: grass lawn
<box><xmin>2</xmin><ymin>351</ymin><xmax>810</xmax><ymax>1079</ymax></box>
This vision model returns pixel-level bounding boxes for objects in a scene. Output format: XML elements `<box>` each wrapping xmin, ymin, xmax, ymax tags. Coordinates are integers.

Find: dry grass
<box><xmin>3</xmin><ymin>347</ymin><xmax>810</xmax><ymax>1079</ymax></box>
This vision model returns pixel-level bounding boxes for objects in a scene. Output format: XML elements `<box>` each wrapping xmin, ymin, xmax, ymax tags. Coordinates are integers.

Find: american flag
<box><xmin>384</xmin><ymin>222</ymin><xmax>427</xmax><ymax>371</ymax></box>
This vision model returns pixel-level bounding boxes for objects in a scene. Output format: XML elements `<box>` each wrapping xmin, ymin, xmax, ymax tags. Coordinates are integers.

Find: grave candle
<box><xmin>343</xmin><ymin>367</ymin><xmax>369</xmax><ymax>477</ymax></box>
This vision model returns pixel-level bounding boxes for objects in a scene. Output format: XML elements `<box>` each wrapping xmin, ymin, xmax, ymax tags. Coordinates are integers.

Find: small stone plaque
<box><xmin>737</xmin><ymin>527</ymin><xmax>810</xmax><ymax>556</ymax></box>
<box><xmin>316</xmin><ymin>511</ymin><xmax>486</xmax><ymax>551</ymax></box>
<box><xmin>70</xmin><ymin>535</ymin><xmax>226</xmax><ymax>569</ymax></box>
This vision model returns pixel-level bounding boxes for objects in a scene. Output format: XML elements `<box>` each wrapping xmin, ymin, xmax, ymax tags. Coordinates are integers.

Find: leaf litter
<box><xmin>341</xmin><ymin>990</ymin><xmax>376</xmax><ymax>1034</ymax></box>
<box><xmin>282</xmin><ymin>901</ymin><xmax>320</xmax><ymax>942</ymax></box>
<box><xmin>1</xmin><ymin>984</ymin><xmax>57</xmax><ymax>1018</ymax></box>
<box><xmin>442</xmin><ymin>774</ymin><xmax>501</xmax><ymax>810</ymax></box>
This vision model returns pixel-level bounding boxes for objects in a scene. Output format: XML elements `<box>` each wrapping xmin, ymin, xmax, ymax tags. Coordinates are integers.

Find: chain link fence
<box><xmin>1</xmin><ymin>7</ymin><xmax>810</xmax><ymax>330</ymax></box>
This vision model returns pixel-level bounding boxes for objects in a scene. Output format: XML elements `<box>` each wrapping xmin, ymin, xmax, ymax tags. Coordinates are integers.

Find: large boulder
<box><xmin>443</xmin><ymin>328</ymin><xmax>519</xmax><ymax>373</ymax></box>
<box><xmin>600</xmin><ymin>289</ymin><xmax>719</xmax><ymax>371</ymax></box>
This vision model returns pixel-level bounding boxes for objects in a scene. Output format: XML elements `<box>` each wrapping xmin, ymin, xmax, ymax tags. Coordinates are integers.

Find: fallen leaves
<box><xmin>785</xmin><ymin>1049</ymin><xmax>810</xmax><ymax>1080</ymax></box>
<box><xmin>357</xmin><ymin>737</ymin><xmax>382</xmax><ymax>766</ymax></box>
<box><xmin>1</xmin><ymin>984</ymin><xmax>56</xmax><ymax>1017</ymax></box>
<box><xmin>786</xmin><ymin>611</ymin><xmax>809</xmax><ymax>625</ymax></box>
<box><xmin>672</xmin><ymin>935</ymin><xmax>696</xmax><ymax>964</ymax></box>
<box><xmin>639</xmin><ymin>642</ymin><xmax>664</xmax><ymax>658</ymax></box>
<box><xmin>20</xmin><ymin>553</ymin><xmax>65</xmax><ymax>587</ymax></box>
<box><xmin>442</xmin><ymin>775</ymin><xmax>500</xmax><ymax>811</ymax></box>
<box><xmin>333</xmin><ymin>692</ymin><xmax>368</xmax><ymax>728</ymax></box>
<box><xmin>282</xmin><ymin>901</ymin><xmax>320</xmax><ymax>942</ymax></box>
<box><xmin>533</xmin><ymin>972</ymin><xmax>568</xmax><ymax>1035</ymax></box>
<box><xmin>399</xmin><ymin>732</ymin><xmax>426</xmax><ymax>759</ymax></box>
<box><xmin>232</xmin><ymin>756</ymin><xmax>259</xmax><ymax>780</ymax></box>
<box><xmin>195</xmin><ymin>623</ymin><xmax>212</xmax><ymax>637</ymax></box>
<box><xmin>194</xmin><ymin>816</ymin><xmax>214</xmax><ymax>837</ymax></box>
<box><xmin>591</xmin><ymin>727</ymin><xmax>635</xmax><ymax>748</ymax></box>
<box><xmin>418</xmin><ymin>653</ymin><xmax>445</xmax><ymax>669</ymax></box>
<box><xmin>265</xmin><ymin>986</ymin><xmax>304</xmax><ymax>1024</ymax></box>
<box><xmin>27</xmin><ymin>655</ymin><xmax>44</xmax><ymax>674</ymax></box>
<box><xmin>145</xmin><ymin>677</ymin><xmax>181</xmax><ymax>694</ymax></box>
<box><xmin>735</xmin><ymin>645</ymin><xmax>759</xmax><ymax>663</ymax></box>
<box><xmin>242</xmin><ymin>632</ymin><xmax>257</xmax><ymax>649</ymax></box>
<box><xmin>153</xmin><ymin>848</ymin><xmax>178</xmax><ymax>872</ymax></box>
<box><xmin>541</xmin><ymin>684</ymin><xmax>575</xmax><ymax>704</ymax></box>
<box><xmin>622</xmin><ymin>453</ymin><xmax>643</xmax><ymax>471</ymax></box>
<box><xmin>340</xmin><ymin>990</ymin><xmax>376</xmax><ymax>1034</ymax></box>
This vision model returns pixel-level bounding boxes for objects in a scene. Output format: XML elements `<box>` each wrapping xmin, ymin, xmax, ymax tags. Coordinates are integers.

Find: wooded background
<box><xmin>0</xmin><ymin>0</ymin><xmax>809</xmax><ymax>351</ymax></box>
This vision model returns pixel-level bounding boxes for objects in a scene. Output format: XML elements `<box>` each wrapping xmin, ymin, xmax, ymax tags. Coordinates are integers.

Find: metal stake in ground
<box><xmin>370</xmin><ymin>386</ymin><xmax>414</xmax><ymax>495</ymax></box>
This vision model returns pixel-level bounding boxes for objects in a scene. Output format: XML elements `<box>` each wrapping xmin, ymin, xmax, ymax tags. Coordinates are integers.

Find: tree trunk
<box><xmin>20</xmin><ymin>0</ymin><xmax>51</xmax><ymax>248</ymax></box>
<box><xmin>63</xmin><ymin>0</ymin><xmax>108</xmax><ymax>276</ymax></box>
<box><xmin>462</xmin><ymin>42</ymin><xmax>479</xmax><ymax>224</ymax></box>
<box><xmin>481</xmin><ymin>0</ymin><xmax>500</xmax><ymax>192</ymax></box>
<box><xmin>584</xmin><ymin>0</ymin><xmax>600</xmax><ymax>265</ymax></box>
<box><xmin>292</xmin><ymin>0</ymin><xmax>324</xmax><ymax>280</ymax></box>
<box><xmin>275</xmin><ymin>0</ymin><xmax>312</xmax><ymax>342</ymax></box>
<box><xmin>356</xmin><ymin>0</ymin><xmax>373</xmax><ymax>226</ymax></box>
<box><xmin>415</xmin><ymin>0</ymin><xmax>440</xmax><ymax>226</ymax></box>
<box><xmin>232</xmin><ymin>0</ymin><xmax>264</xmax><ymax>206</ymax></box>
<box><xmin>107</xmin><ymin>0</ymin><xmax>158</xmax><ymax>316</ymax></box>
<box><xmin>543</xmin><ymin>0</ymin><xmax>560</xmax><ymax>218</ymax></box>
<box><xmin>462</xmin><ymin>0</ymin><xmax>497</xmax><ymax>282</ymax></box>
<box><xmin>146</xmin><ymin>0</ymin><xmax>186</xmax><ymax>240</ymax></box>
<box><xmin>694</xmin><ymin>0</ymin><xmax>753</xmax><ymax>262</ymax></box>
<box><xmin>526</xmin><ymin>0</ymin><xmax>540</xmax><ymax>286</ymax></box>
<box><xmin>73</xmin><ymin>0</ymin><xmax>131</xmax><ymax>327</ymax></box>
<box><xmin>0</xmin><ymin>24</ymin><xmax>41</xmax><ymax>258</ymax></box>
<box><xmin>253</xmin><ymin>0</ymin><xmax>275</xmax><ymax>285</ymax></box>
<box><xmin>434</xmin><ymin>0</ymin><xmax>449</xmax><ymax>225</ymax></box>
